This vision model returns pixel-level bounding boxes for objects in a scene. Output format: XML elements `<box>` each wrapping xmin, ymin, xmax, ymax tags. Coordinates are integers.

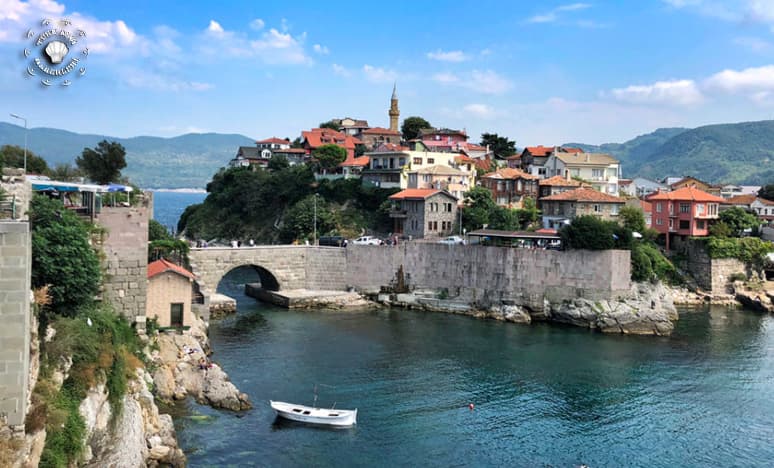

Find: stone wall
<box><xmin>0</xmin><ymin>170</ymin><xmax>32</xmax><ymax>221</ymax></box>
<box><xmin>0</xmin><ymin>222</ymin><xmax>31</xmax><ymax>427</ymax></box>
<box><xmin>345</xmin><ymin>244</ymin><xmax>631</xmax><ymax>310</ymax></box>
<box><xmin>98</xmin><ymin>206</ymin><xmax>149</xmax><ymax>322</ymax></box>
<box><xmin>674</xmin><ymin>238</ymin><xmax>749</xmax><ymax>294</ymax></box>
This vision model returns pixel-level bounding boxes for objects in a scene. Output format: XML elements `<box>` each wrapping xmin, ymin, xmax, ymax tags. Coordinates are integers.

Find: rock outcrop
<box><xmin>151</xmin><ymin>315</ymin><xmax>251</xmax><ymax>411</ymax></box>
<box><xmin>80</xmin><ymin>369</ymin><xmax>186</xmax><ymax>467</ymax></box>
<box><xmin>734</xmin><ymin>281</ymin><xmax>774</xmax><ymax>313</ymax></box>
<box><xmin>550</xmin><ymin>282</ymin><xmax>678</xmax><ymax>335</ymax></box>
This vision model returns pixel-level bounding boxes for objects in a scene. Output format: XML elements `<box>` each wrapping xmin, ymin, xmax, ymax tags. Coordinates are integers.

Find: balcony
<box><xmin>389</xmin><ymin>209</ymin><xmax>408</xmax><ymax>218</ymax></box>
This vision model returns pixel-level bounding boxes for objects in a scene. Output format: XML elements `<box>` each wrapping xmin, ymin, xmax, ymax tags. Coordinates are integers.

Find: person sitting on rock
<box><xmin>198</xmin><ymin>357</ymin><xmax>207</xmax><ymax>371</ymax></box>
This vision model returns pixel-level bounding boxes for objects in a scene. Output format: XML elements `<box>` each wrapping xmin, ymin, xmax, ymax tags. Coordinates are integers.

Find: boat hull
<box><xmin>270</xmin><ymin>400</ymin><xmax>357</xmax><ymax>427</ymax></box>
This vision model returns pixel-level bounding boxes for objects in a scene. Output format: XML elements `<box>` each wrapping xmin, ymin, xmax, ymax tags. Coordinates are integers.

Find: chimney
<box><xmin>585</xmin><ymin>154</ymin><xmax>590</xmax><ymax>163</ymax></box>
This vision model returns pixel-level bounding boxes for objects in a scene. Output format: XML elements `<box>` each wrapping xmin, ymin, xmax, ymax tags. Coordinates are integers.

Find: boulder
<box><xmin>152</xmin><ymin>366</ymin><xmax>176</xmax><ymax>400</ymax></box>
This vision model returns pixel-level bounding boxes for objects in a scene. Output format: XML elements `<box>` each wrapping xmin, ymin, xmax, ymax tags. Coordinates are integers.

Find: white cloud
<box><xmin>332</xmin><ymin>63</ymin><xmax>351</xmax><ymax>77</ymax></box>
<box><xmin>313</xmin><ymin>43</ymin><xmax>329</xmax><ymax>55</ymax></box>
<box><xmin>527</xmin><ymin>3</ymin><xmax>591</xmax><ymax>23</ymax></box>
<box><xmin>363</xmin><ymin>64</ymin><xmax>397</xmax><ymax>83</ymax></box>
<box><xmin>733</xmin><ymin>36</ymin><xmax>772</xmax><ymax>52</ymax></box>
<box><xmin>463</xmin><ymin>103</ymin><xmax>497</xmax><ymax>119</ymax></box>
<box><xmin>426</xmin><ymin>49</ymin><xmax>468</xmax><ymax>62</ymax></box>
<box><xmin>704</xmin><ymin>64</ymin><xmax>774</xmax><ymax>94</ymax></box>
<box><xmin>432</xmin><ymin>70</ymin><xmax>512</xmax><ymax>94</ymax></box>
<box><xmin>199</xmin><ymin>21</ymin><xmax>313</xmax><ymax>65</ymax></box>
<box><xmin>123</xmin><ymin>68</ymin><xmax>213</xmax><ymax>92</ymax></box>
<box><xmin>250</xmin><ymin>18</ymin><xmax>265</xmax><ymax>30</ymax></box>
<box><xmin>662</xmin><ymin>0</ymin><xmax>774</xmax><ymax>25</ymax></box>
<box><xmin>609</xmin><ymin>79</ymin><xmax>704</xmax><ymax>105</ymax></box>
<box><xmin>206</xmin><ymin>20</ymin><xmax>225</xmax><ymax>36</ymax></box>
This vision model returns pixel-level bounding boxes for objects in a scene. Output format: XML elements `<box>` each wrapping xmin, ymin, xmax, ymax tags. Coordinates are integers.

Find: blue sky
<box><xmin>3</xmin><ymin>0</ymin><xmax>774</xmax><ymax>144</ymax></box>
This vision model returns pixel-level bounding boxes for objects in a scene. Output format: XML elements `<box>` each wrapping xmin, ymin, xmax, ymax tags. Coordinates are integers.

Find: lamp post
<box><xmin>313</xmin><ymin>194</ymin><xmax>318</xmax><ymax>246</ymax></box>
<box><xmin>9</xmin><ymin>114</ymin><xmax>27</xmax><ymax>173</ymax></box>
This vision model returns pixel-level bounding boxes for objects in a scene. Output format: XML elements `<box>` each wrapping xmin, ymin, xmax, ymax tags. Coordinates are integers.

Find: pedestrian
<box><xmin>343</xmin><ymin>239</ymin><xmax>348</xmax><ymax>247</ymax></box>
<box><xmin>249</xmin><ymin>238</ymin><xmax>255</xmax><ymax>247</ymax></box>
<box><xmin>237</xmin><ymin>240</ymin><xmax>242</xmax><ymax>248</ymax></box>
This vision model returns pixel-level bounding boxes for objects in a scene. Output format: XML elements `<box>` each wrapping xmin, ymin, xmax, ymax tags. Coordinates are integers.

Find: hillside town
<box><xmin>225</xmin><ymin>85</ymin><xmax>774</xmax><ymax>246</ymax></box>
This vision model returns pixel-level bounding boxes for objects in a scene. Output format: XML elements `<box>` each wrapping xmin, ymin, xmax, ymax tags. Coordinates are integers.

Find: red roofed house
<box><xmin>481</xmin><ymin>168</ymin><xmax>539</xmax><ymax>208</ymax></box>
<box><xmin>146</xmin><ymin>259</ymin><xmax>196</xmax><ymax>328</ymax></box>
<box><xmin>388</xmin><ymin>189</ymin><xmax>458</xmax><ymax>239</ymax></box>
<box><xmin>540</xmin><ymin>187</ymin><xmax>625</xmax><ymax>229</ymax></box>
<box><xmin>357</xmin><ymin>127</ymin><xmax>402</xmax><ymax>149</ymax></box>
<box><xmin>339</xmin><ymin>153</ymin><xmax>370</xmax><ymax>178</ymax></box>
<box><xmin>302</xmin><ymin>128</ymin><xmax>363</xmax><ymax>158</ymax></box>
<box><xmin>724</xmin><ymin>194</ymin><xmax>774</xmax><ymax>224</ymax></box>
<box><xmin>514</xmin><ymin>146</ymin><xmax>584</xmax><ymax>176</ymax></box>
<box><xmin>538</xmin><ymin>175</ymin><xmax>585</xmax><ymax>199</ymax></box>
<box><xmin>646</xmin><ymin>187</ymin><xmax>725</xmax><ymax>250</ymax></box>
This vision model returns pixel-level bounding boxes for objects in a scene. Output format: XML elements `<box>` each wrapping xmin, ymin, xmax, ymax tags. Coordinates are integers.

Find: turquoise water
<box><xmin>172</xmin><ymin>284</ymin><xmax>774</xmax><ymax>467</ymax></box>
<box><xmin>150</xmin><ymin>190</ymin><xmax>206</xmax><ymax>235</ymax></box>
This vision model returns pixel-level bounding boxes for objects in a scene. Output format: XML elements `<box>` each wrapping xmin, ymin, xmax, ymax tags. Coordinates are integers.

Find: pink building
<box><xmin>646</xmin><ymin>187</ymin><xmax>725</xmax><ymax>250</ymax></box>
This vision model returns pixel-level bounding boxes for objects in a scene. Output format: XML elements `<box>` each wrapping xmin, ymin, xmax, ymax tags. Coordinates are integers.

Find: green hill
<box><xmin>0</xmin><ymin>123</ymin><xmax>254</xmax><ymax>188</ymax></box>
<box><xmin>566</xmin><ymin>120</ymin><xmax>774</xmax><ymax>185</ymax></box>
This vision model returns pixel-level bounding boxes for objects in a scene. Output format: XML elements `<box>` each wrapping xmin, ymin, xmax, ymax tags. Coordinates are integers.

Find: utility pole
<box><xmin>9</xmin><ymin>114</ymin><xmax>27</xmax><ymax>173</ymax></box>
<box><xmin>313</xmin><ymin>194</ymin><xmax>318</xmax><ymax>246</ymax></box>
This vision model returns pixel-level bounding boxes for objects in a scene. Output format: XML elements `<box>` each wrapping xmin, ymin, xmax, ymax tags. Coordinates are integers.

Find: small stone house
<box><xmin>540</xmin><ymin>187</ymin><xmax>625</xmax><ymax>229</ymax></box>
<box><xmin>389</xmin><ymin>188</ymin><xmax>458</xmax><ymax>239</ymax></box>
<box><xmin>146</xmin><ymin>259</ymin><xmax>195</xmax><ymax>328</ymax></box>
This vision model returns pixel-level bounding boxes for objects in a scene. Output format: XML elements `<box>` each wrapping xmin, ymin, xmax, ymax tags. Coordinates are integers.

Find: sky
<box><xmin>2</xmin><ymin>0</ymin><xmax>774</xmax><ymax>145</ymax></box>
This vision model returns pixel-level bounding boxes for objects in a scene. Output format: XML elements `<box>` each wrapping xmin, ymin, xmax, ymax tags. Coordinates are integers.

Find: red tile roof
<box><xmin>360</xmin><ymin>127</ymin><xmax>401</xmax><ymax>135</ymax></box>
<box><xmin>302</xmin><ymin>128</ymin><xmax>363</xmax><ymax>150</ymax></box>
<box><xmin>726</xmin><ymin>194</ymin><xmax>757</xmax><ymax>205</ymax></box>
<box><xmin>535</xmin><ymin>228</ymin><xmax>557</xmax><ymax>234</ymax></box>
<box><xmin>539</xmin><ymin>175</ymin><xmax>583</xmax><ymax>187</ymax></box>
<box><xmin>540</xmin><ymin>187</ymin><xmax>624</xmax><ymax>203</ymax></box>
<box><xmin>646</xmin><ymin>187</ymin><xmax>726</xmax><ymax>203</ymax></box>
<box><xmin>256</xmin><ymin>137</ymin><xmax>289</xmax><ymax>145</ymax></box>
<box><xmin>454</xmin><ymin>154</ymin><xmax>474</xmax><ymax>163</ymax></box>
<box><xmin>483</xmin><ymin>168</ymin><xmax>539</xmax><ymax>180</ymax></box>
<box><xmin>523</xmin><ymin>146</ymin><xmax>553</xmax><ymax>157</ymax></box>
<box><xmin>640</xmin><ymin>200</ymin><xmax>652</xmax><ymax>213</ymax></box>
<box><xmin>389</xmin><ymin>188</ymin><xmax>456</xmax><ymax>200</ymax></box>
<box><xmin>339</xmin><ymin>154</ymin><xmax>370</xmax><ymax>167</ymax></box>
<box><xmin>148</xmin><ymin>259</ymin><xmax>195</xmax><ymax>280</ymax></box>
<box><xmin>473</xmin><ymin>157</ymin><xmax>493</xmax><ymax>172</ymax></box>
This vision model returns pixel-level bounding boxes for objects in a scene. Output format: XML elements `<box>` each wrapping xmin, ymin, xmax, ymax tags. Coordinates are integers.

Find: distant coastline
<box><xmin>147</xmin><ymin>188</ymin><xmax>207</xmax><ymax>193</ymax></box>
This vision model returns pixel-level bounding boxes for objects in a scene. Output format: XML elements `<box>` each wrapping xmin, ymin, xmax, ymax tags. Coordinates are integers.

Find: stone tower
<box><xmin>389</xmin><ymin>82</ymin><xmax>400</xmax><ymax>133</ymax></box>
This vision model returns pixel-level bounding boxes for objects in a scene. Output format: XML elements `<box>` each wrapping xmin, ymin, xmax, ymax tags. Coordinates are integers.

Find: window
<box><xmin>709</xmin><ymin>204</ymin><xmax>717</xmax><ymax>216</ymax></box>
<box><xmin>611</xmin><ymin>204</ymin><xmax>619</xmax><ymax>215</ymax></box>
<box><xmin>592</xmin><ymin>169</ymin><xmax>604</xmax><ymax>178</ymax></box>
<box><xmin>668</xmin><ymin>219</ymin><xmax>674</xmax><ymax>229</ymax></box>
<box><xmin>399</xmin><ymin>158</ymin><xmax>406</xmax><ymax>166</ymax></box>
<box><xmin>446</xmin><ymin>203</ymin><xmax>452</xmax><ymax>212</ymax></box>
<box><xmin>669</xmin><ymin>203</ymin><xmax>674</xmax><ymax>214</ymax></box>
<box><xmin>538</xmin><ymin>167</ymin><xmax>547</xmax><ymax>175</ymax></box>
<box><xmin>594</xmin><ymin>204</ymin><xmax>601</xmax><ymax>213</ymax></box>
<box><xmin>434</xmin><ymin>221</ymin><xmax>438</xmax><ymax>231</ymax></box>
<box><xmin>428</xmin><ymin>221</ymin><xmax>433</xmax><ymax>231</ymax></box>
<box><xmin>428</xmin><ymin>158</ymin><xmax>435</xmax><ymax>164</ymax></box>
<box><xmin>679</xmin><ymin>220</ymin><xmax>690</xmax><ymax>230</ymax></box>
<box><xmin>679</xmin><ymin>203</ymin><xmax>690</xmax><ymax>213</ymax></box>
<box><xmin>413</xmin><ymin>157</ymin><xmax>422</xmax><ymax>164</ymax></box>
<box><xmin>697</xmin><ymin>220</ymin><xmax>705</xmax><ymax>230</ymax></box>
<box><xmin>656</xmin><ymin>203</ymin><xmax>662</xmax><ymax>213</ymax></box>
<box><xmin>656</xmin><ymin>218</ymin><xmax>663</xmax><ymax>226</ymax></box>
<box><xmin>696</xmin><ymin>203</ymin><xmax>704</xmax><ymax>215</ymax></box>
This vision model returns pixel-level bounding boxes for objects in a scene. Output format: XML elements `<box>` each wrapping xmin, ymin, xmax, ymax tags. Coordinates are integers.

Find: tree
<box><xmin>312</xmin><ymin>144</ymin><xmax>347</xmax><ymax>172</ymax></box>
<box><xmin>709</xmin><ymin>221</ymin><xmax>733</xmax><ymax>238</ymax></box>
<box><xmin>461</xmin><ymin>186</ymin><xmax>496</xmax><ymax>232</ymax></box>
<box><xmin>290</xmin><ymin>137</ymin><xmax>304</xmax><ymax>149</ymax></box>
<box><xmin>76</xmin><ymin>140</ymin><xmax>127</xmax><ymax>184</ymax></box>
<box><xmin>279</xmin><ymin>195</ymin><xmax>336</xmax><ymax>243</ymax></box>
<box><xmin>718</xmin><ymin>207</ymin><xmax>759</xmax><ymax>237</ymax></box>
<box><xmin>618</xmin><ymin>205</ymin><xmax>646</xmax><ymax>233</ymax></box>
<box><xmin>267</xmin><ymin>154</ymin><xmax>290</xmax><ymax>171</ymax></box>
<box><xmin>515</xmin><ymin>197</ymin><xmax>540</xmax><ymax>229</ymax></box>
<box><xmin>319</xmin><ymin>120</ymin><xmax>340</xmax><ymax>130</ymax></box>
<box><xmin>0</xmin><ymin>145</ymin><xmax>49</xmax><ymax>174</ymax></box>
<box><xmin>758</xmin><ymin>184</ymin><xmax>774</xmax><ymax>201</ymax></box>
<box><xmin>401</xmin><ymin>116</ymin><xmax>432</xmax><ymax>141</ymax></box>
<box><xmin>30</xmin><ymin>195</ymin><xmax>101</xmax><ymax>316</ymax></box>
<box><xmin>560</xmin><ymin>215</ymin><xmax>632</xmax><ymax>250</ymax></box>
<box><xmin>480</xmin><ymin>133</ymin><xmax>516</xmax><ymax>157</ymax></box>
<box><xmin>47</xmin><ymin>163</ymin><xmax>84</xmax><ymax>181</ymax></box>
<box><xmin>149</xmin><ymin>219</ymin><xmax>172</xmax><ymax>241</ymax></box>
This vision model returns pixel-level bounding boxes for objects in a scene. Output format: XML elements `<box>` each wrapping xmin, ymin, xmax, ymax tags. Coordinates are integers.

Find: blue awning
<box><xmin>32</xmin><ymin>183</ymin><xmax>79</xmax><ymax>192</ymax></box>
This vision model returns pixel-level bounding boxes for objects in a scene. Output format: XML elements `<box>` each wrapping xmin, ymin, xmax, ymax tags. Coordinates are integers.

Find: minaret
<box><xmin>389</xmin><ymin>82</ymin><xmax>400</xmax><ymax>132</ymax></box>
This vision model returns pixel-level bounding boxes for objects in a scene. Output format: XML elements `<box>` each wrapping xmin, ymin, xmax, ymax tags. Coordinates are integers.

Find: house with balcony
<box><xmin>646</xmin><ymin>187</ymin><xmax>725</xmax><ymax>250</ymax></box>
<box><xmin>418</xmin><ymin>128</ymin><xmax>469</xmax><ymax>152</ymax></box>
<box><xmin>544</xmin><ymin>152</ymin><xmax>620</xmax><ymax>194</ymax></box>
<box><xmin>407</xmin><ymin>165</ymin><xmax>472</xmax><ymax>200</ymax></box>
<box><xmin>301</xmin><ymin>127</ymin><xmax>363</xmax><ymax>158</ymax></box>
<box><xmin>725</xmin><ymin>194</ymin><xmax>774</xmax><ymax>224</ymax></box>
<box><xmin>331</xmin><ymin>117</ymin><xmax>370</xmax><ymax>136</ymax></box>
<box><xmin>539</xmin><ymin>187</ymin><xmax>625</xmax><ymax>229</ymax></box>
<box><xmin>480</xmin><ymin>168</ymin><xmax>539</xmax><ymax>208</ymax></box>
<box><xmin>511</xmin><ymin>146</ymin><xmax>584</xmax><ymax>174</ymax></box>
<box><xmin>362</xmin><ymin>149</ymin><xmax>476</xmax><ymax>190</ymax></box>
<box><xmin>538</xmin><ymin>175</ymin><xmax>584</xmax><ymax>200</ymax></box>
<box><xmin>388</xmin><ymin>188</ymin><xmax>458</xmax><ymax>239</ymax></box>
<box><xmin>664</xmin><ymin>176</ymin><xmax>722</xmax><ymax>196</ymax></box>
<box><xmin>719</xmin><ymin>184</ymin><xmax>761</xmax><ymax>199</ymax></box>
<box><xmin>357</xmin><ymin>127</ymin><xmax>402</xmax><ymax>149</ymax></box>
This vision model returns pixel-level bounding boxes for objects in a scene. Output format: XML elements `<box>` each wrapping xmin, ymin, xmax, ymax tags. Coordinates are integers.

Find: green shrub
<box><xmin>631</xmin><ymin>242</ymin><xmax>681</xmax><ymax>284</ymax></box>
<box><xmin>560</xmin><ymin>215</ymin><xmax>632</xmax><ymax>250</ymax></box>
<box><xmin>729</xmin><ymin>272</ymin><xmax>747</xmax><ymax>282</ymax></box>
<box><xmin>706</xmin><ymin>237</ymin><xmax>774</xmax><ymax>265</ymax></box>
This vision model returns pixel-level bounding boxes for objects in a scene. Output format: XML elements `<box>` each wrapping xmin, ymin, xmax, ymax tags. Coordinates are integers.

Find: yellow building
<box><xmin>146</xmin><ymin>259</ymin><xmax>195</xmax><ymax>328</ymax></box>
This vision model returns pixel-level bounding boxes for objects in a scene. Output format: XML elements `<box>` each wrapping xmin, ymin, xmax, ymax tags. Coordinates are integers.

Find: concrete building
<box><xmin>407</xmin><ymin>164</ymin><xmax>473</xmax><ymax>200</ymax></box>
<box><xmin>362</xmin><ymin>149</ymin><xmax>476</xmax><ymax>190</ymax></box>
<box><xmin>301</xmin><ymin>128</ymin><xmax>363</xmax><ymax>158</ymax></box>
<box><xmin>540</xmin><ymin>187</ymin><xmax>625</xmax><ymax>229</ymax></box>
<box><xmin>544</xmin><ymin>151</ymin><xmax>620</xmax><ymax>195</ymax></box>
<box><xmin>665</xmin><ymin>176</ymin><xmax>721</xmax><ymax>196</ymax></box>
<box><xmin>631</xmin><ymin>177</ymin><xmax>667</xmax><ymax>198</ymax></box>
<box><xmin>358</xmin><ymin>127</ymin><xmax>402</xmax><ymax>149</ymax></box>
<box><xmin>388</xmin><ymin>188</ymin><xmax>458</xmax><ymax>239</ymax></box>
<box><xmin>146</xmin><ymin>259</ymin><xmax>196</xmax><ymax>328</ymax></box>
<box><xmin>512</xmin><ymin>146</ymin><xmax>584</xmax><ymax>175</ymax></box>
<box><xmin>480</xmin><ymin>168</ymin><xmax>539</xmax><ymax>208</ymax></box>
<box><xmin>538</xmin><ymin>175</ymin><xmax>584</xmax><ymax>200</ymax></box>
<box><xmin>331</xmin><ymin>118</ymin><xmax>370</xmax><ymax>136</ymax></box>
<box><xmin>646</xmin><ymin>186</ymin><xmax>725</xmax><ymax>250</ymax></box>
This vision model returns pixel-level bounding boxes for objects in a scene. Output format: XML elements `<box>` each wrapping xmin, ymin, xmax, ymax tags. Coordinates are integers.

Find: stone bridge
<box><xmin>188</xmin><ymin>244</ymin><xmax>631</xmax><ymax>312</ymax></box>
<box><xmin>188</xmin><ymin>245</ymin><xmax>347</xmax><ymax>295</ymax></box>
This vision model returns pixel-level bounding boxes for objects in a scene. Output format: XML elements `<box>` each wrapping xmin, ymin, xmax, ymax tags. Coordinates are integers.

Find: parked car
<box><xmin>438</xmin><ymin>235</ymin><xmax>466</xmax><ymax>245</ymax></box>
<box><xmin>352</xmin><ymin>235</ymin><xmax>382</xmax><ymax>245</ymax></box>
<box><xmin>318</xmin><ymin>236</ymin><xmax>345</xmax><ymax>247</ymax></box>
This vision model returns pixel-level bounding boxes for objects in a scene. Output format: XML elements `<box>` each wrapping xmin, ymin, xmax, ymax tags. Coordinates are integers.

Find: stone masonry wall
<box><xmin>98</xmin><ymin>206</ymin><xmax>149</xmax><ymax>321</ymax></box>
<box><xmin>0</xmin><ymin>222</ymin><xmax>31</xmax><ymax>427</ymax></box>
<box><xmin>0</xmin><ymin>171</ymin><xmax>32</xmax><ymax>221</ymax></box>
<box><xmin>675</xmin><ymin>238</ymin><xmax>749</xmax><ymax>294</ymax></box>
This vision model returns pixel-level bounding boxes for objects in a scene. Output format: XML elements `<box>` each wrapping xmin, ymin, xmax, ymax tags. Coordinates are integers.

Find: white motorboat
<box><xmin>269</xmin><ymin>400</ymin><xmax>357</xmax><ymax>427</ymax></box>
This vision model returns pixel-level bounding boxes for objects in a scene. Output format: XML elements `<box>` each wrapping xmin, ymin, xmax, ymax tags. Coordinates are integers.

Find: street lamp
<box><xmin>313</xmin><ymin>194</ymin><xmax>318</xmax><ymax>246</ymax></box>
<box><xmin>9</xmin><ymin>114</ymin><xmax>27</xmax><ymax>173</ymax></box>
